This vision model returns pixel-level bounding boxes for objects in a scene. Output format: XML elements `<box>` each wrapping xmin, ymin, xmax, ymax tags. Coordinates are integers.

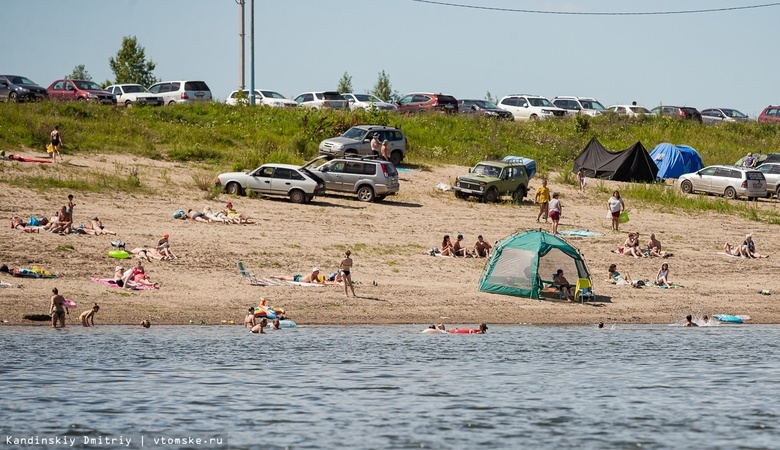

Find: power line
<box><xmin>410</xmin><ymin>0</ymin><xmax>780</xmax><ymax>16</ymax></box>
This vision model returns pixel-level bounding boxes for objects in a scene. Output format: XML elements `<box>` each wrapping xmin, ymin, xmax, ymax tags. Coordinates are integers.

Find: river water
<box><xmin>1</xmin><ymin>324</ymin><xmax>778</xmax><ymax>449</ymax></box>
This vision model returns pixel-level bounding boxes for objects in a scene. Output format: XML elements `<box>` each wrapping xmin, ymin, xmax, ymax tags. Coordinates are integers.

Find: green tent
<box><xmin>479</xmin><ymin>230</ymin><xmax>590</xmax><ymax>299</ymax></box>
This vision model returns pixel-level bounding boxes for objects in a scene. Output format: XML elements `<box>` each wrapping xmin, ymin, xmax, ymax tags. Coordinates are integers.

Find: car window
<box><xmin>382</xmin><ymin>162</ymin><xmax>397</xmax><ymax>177</ymax></box>
<box><xmin>314</xmin><ymin>93</ymin><xmax>324</xmax><ymax>100</ymax></box>
<box><xmin>323</xmin><ymin>92</ymin><xmax>343</xmax><ymax>100</ymax></box>
<box><xmin>149</xmin><ymin>84</ymin><xmax>160</xmax><ymax>93</ymax></box>
<box><xmin>273</xmin><ymin>168</ymin><xmax>293</xmax><ymax>179</ymax></box>
<box><xmin>699</xmin><ymin>167</ymin><xmax>717</xmax><ymax>176</ymax></box>
<box><xmin>261</xmin><ymin>91</ymin><xmax>286</xmax><ymax>99</ymax></box>
<box><xmin>771</xmin><ymin>165</ymin><xmax>780</xmax><ymax>174</ymax></box>
<box><xmin>411</xmin><ymin>94</ymin><xmax>428</xmax><ymax>103</ymax></box>
<box><xmin>362</xmin><ymin>164</ymin><xmax>377</xmax><ymax>176</ymax></box>
<box><xmin>65</xmin><ymin>82</ymin><xmax>74</xmax><ymax>90</ymax></box>
<box><xmin>184</xmin><ymin>81</ymin><xmax>209</xmax><ymax>91</ymax></box>
<box><xmin>437</xmin><ymin>95</ymin><xmax>457</xmax><ymax>105</ymax></box>
<box><xmin>746</xmin><ymin>171</ymin><xmax>765</xmax><ymax>180</ymax></box>
<box><xmin>714</xmin><ymin>168</ymin><xmax>733</xmax><ymax>177</ymax></box>
<box><xmin>398</xmin><ymin>95</ymin><xmax>413</xmax><ymax>104</ymax></box>
<box><xmin>344</xmin><ymin>162</ymin><xmax>364</xmax><ymax>174</ymax></box>
<box><xmin>341</xmin><ymin>127</ymin><xmax>368</xmax><ymax>140</ymax></box>
<box><xmin>327</xmin><ymin>162</ymin><xmax>345</xmax><ymax>173</ymax></box>
<box><xmin>170</xmin><ymin>82</ymin><xmax>181</xmax><ymax>91</ymax></box>
<box><xmin>500</xmin><ymin>98</ymin><xmax>515</xmax><ymax>106</ymax></box>
<box><xmin>290</xmin><ymin>170</ymin><xmax>305</xmax><ymax>181</ymax></box>
<box><xmin>388</xmin><ymin>131</ymin><xmax>402</xmax><ymax>141</ymax></box>
<box><xmin>257</xmin><ymin>167</ymin><xmax>274</xmax><ymax>177</ymax></box>
<box><xmin>303</xmin><ymin>93</ymin><xmax>313</xmax><ymax>102</ymax></box>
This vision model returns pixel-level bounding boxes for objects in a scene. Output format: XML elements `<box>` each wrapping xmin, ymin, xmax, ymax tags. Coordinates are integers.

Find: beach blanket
<box><xmin>654</xmin><ymin>282</ymin><xmax>683</xmax><ymax>289</ymax></box>
<box><xmin>90</xmin><ymin>277</ymin><xmax>157</xmax><ymax>290</ymax></box>
<box><xmin>252</xmin><ymin>277</ymin><xmax>329</xmax><ymax>287</ymax></box>
<box><xmin>4</xmin><ymin>154</ymin><xmax>53</xmax><ymax>164</ymax></box>
<box><xmin>12</xmin><ymin>267</ymin><xmax>56</xmax><ymax>278</ymax></box>
<box><xmin>558</xmin><ymin>230</ymin><xmax>603</xmax><ymax>237</ymax></box>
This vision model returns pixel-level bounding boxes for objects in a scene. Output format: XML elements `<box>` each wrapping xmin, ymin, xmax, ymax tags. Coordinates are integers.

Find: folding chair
<box><xmin>237</xmin><ymin>261</ymin><xmax>258</xmax><ymax>285</ymax></box>
<box><xmin>574</xmin><ymin>278</ymin><xmax>595</xmax><ymax>303</ymax></box>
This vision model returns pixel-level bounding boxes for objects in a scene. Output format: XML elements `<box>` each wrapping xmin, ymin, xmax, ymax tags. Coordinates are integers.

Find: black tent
<box><xmin>573</xmin><ymin>138</ymin><xmax>658</xmax><ymax>182</ymax></box>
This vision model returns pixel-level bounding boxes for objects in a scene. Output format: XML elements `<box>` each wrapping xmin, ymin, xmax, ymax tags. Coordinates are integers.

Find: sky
<box><xmin>3</xmin><ymin>0</ymin><xmax>778</xmax><ymax>115</ymax></box>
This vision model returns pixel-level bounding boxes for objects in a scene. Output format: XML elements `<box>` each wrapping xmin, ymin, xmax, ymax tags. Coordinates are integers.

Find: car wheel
<box><xmin>125</xmin><ymin>100</ymin><xmax>133</xmax><ymax>108</ymax></box>
<box><xmin>776</xmin><ymin>187</ymin><xmax>780</xmax><ymax>199</ymax></box>
<box><xmin>455</xmin><ymin>190</ymin><xmax>467</xmax><ymax>199</ymax></box>
<box><xmin>680</xmin><ymin>180</ymin><xmax>693</xmax><ymax>194</ymax></box>
<box><xmin>77</xmin><ymin>97</ymin><xmax>86</xmax><ymax>102</ymax></box>
<box><xmin>289</xmin><ymin>189</ymin><xmax>306</xmax><ymax>204</ymax></box>
<box><xmin>167</xmin><ymin>100</ymin><xmax>176</xmax><ymax>106</ymax></box>
<box><xmin>514</xmin><ymin>186</ymin><xmax>527</xmax><ymax>203</ymax></box>
<box><xmin>390</xmin><ymin>151</ymin><xmax>403</xmax><ymax>166</ymax></box>
<box><xmin>724</xmin><ymin>186</ymin><xmax>737</xmax><ymax>199</ymax></box>
<box><xmin>529</xmin><ymin>114</ymin><xmax>538</xmax><ymax>120</ymax></box>
<box><xmin>8</xmin><ymin>92</ymin><xmax>18</xmax><ymax>102</ymax></box>
<box><xmin>483</xmin><ymin>188</ymin><xmax>498</xmax><ymax>203</ymax></box>
<box><xmin>357</xmin><ymin>186</ymin><xmax>375</xmax><ymax>202</ymax></box>
<box><xmin>225</xmin><ymin>182</ymin><xmax>243</xmax><ymax>195</ymax></box>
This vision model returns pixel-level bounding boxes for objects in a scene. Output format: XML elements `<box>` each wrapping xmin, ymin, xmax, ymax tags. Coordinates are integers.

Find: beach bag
<box><xmin>619</xmin><ymin>211</ymin><xmax>630</xmax><ymax>224</ymax></box>
<box><xmin>173</xmin><ymin>209</ymin><xmax>186</xmax><ymax>219</ymax></box>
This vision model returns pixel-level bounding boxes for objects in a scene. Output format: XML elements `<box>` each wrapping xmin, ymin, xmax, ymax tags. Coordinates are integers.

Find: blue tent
<box><xmin>502</xmin><ymin>156</ymin><xmax>536</xmax><ymax>179</ymax></box>
<box><xmin>649</xmin><ymin>143</ymin><xmax>704</xmax><ymax>179</ymax></box>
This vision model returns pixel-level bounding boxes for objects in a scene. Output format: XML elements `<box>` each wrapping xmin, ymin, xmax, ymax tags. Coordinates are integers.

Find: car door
<box><xmin>0</xmin><ymin>76</ymin><xmax>10</xmax><ymax>100</ymax></box>
<box><xmin>711</xmin><ymin>168</ymin><xmax>734</xmax><ymax>194</ymax></box>
<box><xmin>758</xmin><ymin>164</ymin><xmax>780</xmax><ymax>194</ymax></box>
<box><xmin>271</xmin><ymin>167</ymin><xmax>295</xmax><ymax>194</ymax></box>
<box><xmin>62</xmin><ymin>81</ymin><xmax>78</xmax><ymax>101</ymax></box>
<box><xmin>340</xmin><ymin>162</ymin><xmax>365</xmax><ymax>192</ymax></box>
<box><xmin>318</xmin><ymin>161</ymin><xmax>345</xmax><ymax>191</ymax></box>
<box><xmin>692</xmin><ymin>167</ymin><xmax>717</xmax><ymax>192</ymax></box>
<box><xmin>246</xmin><ymin>166</ymin><xmax>274</xmax><ymax>194</ymax></box>
<box><xmin>514</xmin><ymin>97</ymin><xmax>529</xmax><ymax>120</ymax></box>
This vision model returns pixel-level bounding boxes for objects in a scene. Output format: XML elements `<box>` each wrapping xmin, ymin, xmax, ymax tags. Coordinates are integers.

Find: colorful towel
<box><xmin>253</xmin><ymin>277</ymin><xmax>329</xmax><ymax>287</ymax></box>
<box><xmin>12</xmin><ymin>267</ymin><xmax>56</xmax><ymax>278</ymax></box>
<box><xmin>90</xmin><ymin>277</ymin><xmax>157</xmax><ymax>290</ymax></box>
<box><xmin>558</xmin><ymin>230</ymin><xmax>603</xmax><ymax>237</ymax></box>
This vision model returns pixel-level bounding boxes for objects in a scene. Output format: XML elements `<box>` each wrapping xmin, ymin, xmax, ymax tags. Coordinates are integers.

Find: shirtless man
<box><xmin>647</xmin><ymin>233</ymin><xmax>667</xmax><ymax>257</ymax></box>
<box><xmin>49</xmin><ymin>206</ymin><xmax>70</xmax><ymax>234</ymax></box>
<box><xmin>473</xmin><ymin>235</ymin><xmax>492</xmax><ymax>258</ymax></box>
<box><xmin>340</xmin><ymin>251</ymin><xmax>356</xmax><ymax>297</ymax></box>
<box><xmin>50</xmin><ymin>288</ymin><xmax>68</xmax><ymax>328</ymax></box>
<box><xmin>88</xmin><ymin>217</ymin><xmax>117</xmax><ymax>236</ymax></box>
<box><xmin>80</xmin><ymin>304</ymin><xmax>99</xmax><ymax>327</ymax></box>
<box><xmin>452</xmin><ymin>234</ymin><xmax>469</xmax><ymax>257</ymax></box>
<box><xmin>272</xmin><ymin>268</ymin><xmax>322</xmax><ymax>284</ymax></box>
<box><xmin>684</xmin><ymin>315</ymin><xmax>698</xmax><ymax>327</ymax></box>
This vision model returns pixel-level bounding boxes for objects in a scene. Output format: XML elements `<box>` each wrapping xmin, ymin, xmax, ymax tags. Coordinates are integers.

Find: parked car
<box><xmin>148</xmin><ymin>80</ymin><xmax>212</xmax><ymax>105</ymax></box>
<box><xmin>551</xmin><ymin>96</ymin><xmax>606</xmax><ymax>117</ymax></box>
<box><xmin>756</xmin><ymin>162</ymin><xmax>780</xmax><ymax>198</ymax></box>
<box><xmin>679</xmin><ymin>165</ymin><xmax>766</xmax><ymax>200</ymax></box>
<box><xmin>318</xmin><ymin>125</ymin><xmax>407</xmax><ymax>166</ymax></box>
<box><xmin>607</xmin><ymin>104</ymin><xmax>653</xmax><ymax>118</ymax></box>
<box><xmin>0</xmin><ymin>75</ymin><xmax>48</xmax><ymax>102</ymax></box>
<box><xmin>341</xmin><ymin>93</ymin><xmax>396</xmax><ymax>111</ymax></box>
<box><xmin>650</xmin><ymin>105</ymin><xmax>702</xmax><ymax>123</ymax></box>
<box><xmin>497</xmin><ymin>94</ymin><xmax>566</xmax><ymax>121</ymax></box>
<box><xmin>700</xmin><ymin>108</ymin><xmax>750</xmax><ymax>124</ymax></box>
<box><xmin>293</xmin><ymin>91</ymin><xmax>348</xmax><ymax>109</ymax></box>
<box><xmin>225</xmin><ymin>89</ymin><xmax>297</xmax><ymax>107</ymax></box>
<box><xmin>395</xmin><ymin>92</ymin><xmax>458</xmax><ymax>114</ymax></box>
<box><xmin>458</xmin><ymin>99</ymin><xmax>513</xmax><ymax>120</ymax></box>
<box><xmin>758</xmin><ymin>105</ymin><xmax>780</xmax><ymax>124</ymax></box>
<box><xmin>46</xmin><ymin>79</ymin><xmax>116</xmax><ymax>104</ymax></box>
<box><xmin>309</xmin><ymin>156</ymin><xmax>399</xmax><ymax>202</ymax></box>
<box><xmin>105</xmin><ymin>84</ymin><xmax>163</xmax><ymax>107</ymax></box>
<box><xmin>453</xmin><ymin>160</ymin><xmax>529</xmax><ymax>203</ymax></box>
<box><xmin>214</xmin><ymin>160</ymin><xmax>325</xmax><ymax>204</ymax></box>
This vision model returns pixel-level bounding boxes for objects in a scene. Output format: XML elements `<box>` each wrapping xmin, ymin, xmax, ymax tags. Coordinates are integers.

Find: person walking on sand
<box><xmin>340</xmin><ymin>250</ymin><xmax>356</xmax><ymax>297</ymax></box>
<box><xmin>80</xmin><ymin>304</ymin><xmax>99</xmax><ymax>327</ymax></box>
<box><xmin>549</xmin><ymin>192</ymin><xmax>562</xmax><ymax>234</ymax></box>
<box><xmin>50</xmin><ymin>288</ymin><xmax>68</xmax><ymax>328</ymax></box>
<box><xmin>607</xmin><ymin>190</ymin><xmax>625</xmax><ymax>232</ymax></box>
<box><xmin>50</xmin><ymin>125</ymin><xmax>63</xmax><ymax>161</ymax></box>
<box><xmin>535</xmin><ymin>179</ymin><xmax>551</xmax><ymax>223</ymax></box>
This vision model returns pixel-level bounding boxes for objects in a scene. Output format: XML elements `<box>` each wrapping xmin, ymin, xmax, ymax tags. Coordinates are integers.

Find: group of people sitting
<box><xmin>608</xmin><ymin>262</ymin><xmax>671</xmax><ymax>288</ymax></box>
<box><xmin>724</xmin><ymin>234</ymin><xmax>767</xmax><ymax>258</ymax></box>
<box><xmin>621</xmin><ymin>231</ymin><xmax>670</xmax><ymax>258</ymax></box>
<box><xmin>175</xmin><ymin>202</ymin><xmax>252</xmax><ymax>224</ymax></box>
<box><xmin>438</xmin><ymin>234</ymin><xmax>493</xmax><ymax>258</ymax></box>
<box><xmin>109</xmin><ymin>261</ymin><xmax>160</xmax><ymax>289</ymax></box>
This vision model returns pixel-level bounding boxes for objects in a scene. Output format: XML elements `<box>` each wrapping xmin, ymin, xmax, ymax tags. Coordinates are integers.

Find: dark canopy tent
<box><xmin>572</xmin><ymin>138</ymin><xmax>659</xmax><ymax>182</ymax></box>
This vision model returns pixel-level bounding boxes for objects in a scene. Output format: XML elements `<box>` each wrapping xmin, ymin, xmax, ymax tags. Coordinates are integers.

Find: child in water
<box><xmin>80</xmin><ymin>304</ymin><xmax>99</xmax><ymax>327</ymax></box>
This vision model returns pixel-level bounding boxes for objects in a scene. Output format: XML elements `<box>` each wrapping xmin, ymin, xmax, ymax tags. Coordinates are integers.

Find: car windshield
<box><xmin>528</xmin><ymin>98</ymin><xmax>553</xmax><ymax>107</ymax></box>
<box><xmin>261</xmin><ymin>90</ymin><xmax>286</xmax><ymax>99</ymax></box>
<box><xmin>9</xmin><ymin>76</ymin><xmax>36</xmax><ymax>85</ymax></box>
<box><xmin>123</xmin><ymin>85</ymin><xmax>147</xmax><ymax>93</ymax></box>
<box><xmin>723</xmin><ymin>109</ymin><xmax>747</xmax><ymax>118</ymax></box>
<box><xmin>76</xmin><ymin>81</ymin><xmax>104</xmax><ymax>90</ymax></box>
<box><xmin>352</xmin><ymin>94</ymin><xmax>381</xmax><ymax>102</ymax></box>
<box><xmin>631</xmin><ymin>107</ymin><xmax>651</xmax><ymax>114</ymax></box>
<box><xmin>580</xmin><ymin>100</ymin><xmax>606</xmax><ymax>110</ymax></box>
<box><xmin>341</xmin><ymin>127</ymin><xmax>369</xmax><ymax>140</ymax></box>
<box><xmin>473</xmin><ymin>100</ymin><xmax>499</xmax><ymax>109</ymax></box>
<box><xmin>472</xmin><ymin>164</ymin><xmax>500</xmax><ymax>177</ymax></box>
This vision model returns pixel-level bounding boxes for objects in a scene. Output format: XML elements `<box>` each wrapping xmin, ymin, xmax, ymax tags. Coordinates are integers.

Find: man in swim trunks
<box><xmin>473</xmin><ymin>235</ymin><xmax>492</xmax><ymax>258</ymax></box>
<box><xmin>50</xmin><ymin>287</ymin><xmax>68</xmax><ymax>328</ymax></box>
<box><xmin>272</xmin><ymin>268</ymin><xmax>321</xmax><ymax>284</ymax></box>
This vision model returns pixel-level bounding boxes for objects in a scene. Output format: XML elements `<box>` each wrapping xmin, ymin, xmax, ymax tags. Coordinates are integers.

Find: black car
<box><xmin>0</xmin><ymin>75</ymin><xmax>48</xmax><ymax>102</ymax></box>
<box><xmin>458</xmin><ymin>99</ymin><xmax>513</xmax><ymax>120</ymax></box>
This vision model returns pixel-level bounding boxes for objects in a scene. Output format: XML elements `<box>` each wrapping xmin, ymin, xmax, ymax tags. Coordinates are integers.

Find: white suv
<box><xmin>225</xmin><ymin>89</ymin><xmax>297</xmax><ymax>107</ymax></box>
<box><xmin>148</xmin><ymin>80</ymin><xmax>212</xmax><ymax>106</ymax></box>
<box><xmin>497</xmin><ymin>94</ymin><xmax>566</xmax><ymax>121</ymax></box>
<box><xmin>293</xmin><ymin>91</ymin><xmax>348</xmax><ymax>109</ymax></box>
<box><xmin>552</xmin><ymin>96</ymin><xmax>606</xmax><ymax>117</ymax></box>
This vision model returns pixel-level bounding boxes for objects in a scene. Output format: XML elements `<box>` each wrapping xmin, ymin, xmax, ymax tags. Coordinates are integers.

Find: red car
<box><xmin>758</xmin><ymin>105</ymin><xmax>780</xmax><ymax>124</ymax></box>
<box><xmin>46</xmin><ymin>79</ymin><xmax>116</xmax><ymax>105</ymax></box>
<box><xmin>395</xmin><ymin>92</ymin><xmax>458</xmax><ymax>114</ymax></box>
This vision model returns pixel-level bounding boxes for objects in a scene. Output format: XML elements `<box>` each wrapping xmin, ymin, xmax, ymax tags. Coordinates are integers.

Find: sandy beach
<box><xmin>1</xmin><ymin>153</ymin><xmax>779</xmax><ymax>326</ymax></box>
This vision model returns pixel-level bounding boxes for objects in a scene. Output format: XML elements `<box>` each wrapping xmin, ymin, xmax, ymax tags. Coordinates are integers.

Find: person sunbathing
<box><xmin>624</xmin><ymin>232</ymin><xmax>646</xmax><ymax>258</ymax></box>
<box><xmin>647</xmin><ymin>233</ymin><xmax>668</xmax><ymax>257</ymax></box>
<box><xmin>724</xmin><ymin>242</ymin><xmax>747</xmax><ymax>258</ymax></box>
<box><xmin>10</xmin><ymin>216</ymin><xmax>38</xmax><ymax>233</ymax></box>
<box><xmin>226</xmin><ymin>202</ymin><xmax>253</xmax><ymax>224</ymax></box>
<box><xmin>271</xmin><ymin>268</ymin><xmax>322</xmax><ymax>283</ymax></box>
<box><xmin>186</xmin><ymin>209</ymin><xmax>211</xmax><ymax>223</ymax></box>
<box><xmin>440</xmin><ymin>235</ymin><xmax>455</xmax><ymax>256</ymax></box>
<box><xmin>204</xmin><ymin>206</ymin><xmax>230</xmax><ymax>224</ymax></box>
<box><xmin>742</xmin><ymin>234</ymin><xmax>768</xmax><ymax>258</ymax></box>
<box><xmin>87</xmin><ymin>217</ymin><xmax>117</xmax><ymax>236</ymax></box>
<box><xmin>129</xmin><ymin>247</ymin><xmax>165</xmax><ymax>261</ymax></box>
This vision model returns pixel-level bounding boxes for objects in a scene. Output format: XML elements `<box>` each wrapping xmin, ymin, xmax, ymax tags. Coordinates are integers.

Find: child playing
<box><xmin>80</xmin><ymin>304</ymin><xmax>99</xmax><ymax>327</ymax></box>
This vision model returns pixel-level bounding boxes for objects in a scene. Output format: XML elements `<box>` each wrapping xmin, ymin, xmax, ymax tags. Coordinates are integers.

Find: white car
<box><xmin>497</xmin><ymin>94</ymin><xmax>566</xmax><ymax>121</ymax></box>
<box><xmin>552</xmin><ymin>96</ymin><xmax>606</xmax><ymax>117</ymax></box>
<box><xmin>225</xmin><ymin>89</ymin><xmax>297</xmax><ymax>107</ymax></box>
<box><xmin>214</xmin><ymin>161</ymin><xmax>325</xmax><ymax>204</ymax></box>
<box><xmin>607</xmin><ymin>104</ymin><xmax>653</xmax><ymax>118</ymax></box>
<box><xmin>341</xmin><ymin>93</ymin><xmax>396</xmax><ymax>111</ymax></box>
<box><xmin>293</xmin><ymin>91</ymin><xmax>349</xmax><ymax>109</ymax></box>
<box><xmin>105</xmin><ymin>84</ymin><xmax>163</xmax><ymax>107</ymax></box>
<box><xmin>148</xmin><ymin>80</ymin><xmax>212</xmax><ymax>105</ymax></box>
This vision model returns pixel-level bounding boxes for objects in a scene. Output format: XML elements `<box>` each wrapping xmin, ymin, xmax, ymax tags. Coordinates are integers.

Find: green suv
<box><xmin>453</xmin><ymin>161</ymin><xmax>529</xmax><ymax>203</ymax></box>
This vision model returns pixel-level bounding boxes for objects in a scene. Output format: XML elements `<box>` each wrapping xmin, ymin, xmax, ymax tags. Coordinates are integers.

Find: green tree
<box><xmin>336</xmin><ymin>72</ymin><xmax>353</xmax><ymax>93</ymax></box>
<box><xmin>108</xmin><ymin>36</ymin><xmax>159</xmax><ymax>86</ymax></box>
<box><xmin>485</xmin><ymin>91</ymin><xmax>497</xmax><ymax>104</ymax></box>
<box><xmin>370</xmin><ymin>70</ymin><xmax>392</xmax><ymax>102</ymax></box>
<box><xmin>67</xmin><ymin>65</ymin><xmax>92</xmax><ymax>81</ymax></box>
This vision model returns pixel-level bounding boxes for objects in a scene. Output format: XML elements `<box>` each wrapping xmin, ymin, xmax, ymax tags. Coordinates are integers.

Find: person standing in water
<box><xmin>684</xmin><ymin>315</ymin><xmax>698</xmax><ymax>327</ymax></box>
<box><xmin>50</xmin><ymin>288</ymin><xmax>68</xmax><ymax>328</ymax></box>
<box><xmin>340</xmin><ymin>250</ymin><xmax>356</xmax><ymax>297</ymax></box>
<box><xmin>80</xmin><ymin>304</ymin><xmax>99</xmax><ymax>327</ymax></box>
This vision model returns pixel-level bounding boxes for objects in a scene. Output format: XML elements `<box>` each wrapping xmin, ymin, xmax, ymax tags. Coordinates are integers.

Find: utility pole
<box><xmin>250</xmin><ymin>0</ymin><xmax>255</xmax><ymax>105</ymax></box>
<box><xmin>238</xmin><ymin>0</ymin><xmax>245</xmax><ymax>91</ymax></box>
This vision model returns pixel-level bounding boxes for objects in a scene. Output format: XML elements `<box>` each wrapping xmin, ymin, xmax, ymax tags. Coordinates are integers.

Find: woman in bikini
<box><xmin>624</xmin><ymin>232</ymin><xmax>645</xmax><ymax>258</ymax></box>
<box><xmin>340</xmin><ymin>250</ymin><xmax>356</xmax><ymax>297</ymax></box>
<box><xmin>656</xmin><ymin>262</ymin><xmax>670</xmax><ymax>288</ymax></box>
<box><xmin>440</xmin><ymin>235</ymin><xmax>455</xmax><ymax>256</ymax></box>
<box><xmin>88</xmin><ymin>217</ymin><xmax>117</xmax><ymax>236</ymax></box>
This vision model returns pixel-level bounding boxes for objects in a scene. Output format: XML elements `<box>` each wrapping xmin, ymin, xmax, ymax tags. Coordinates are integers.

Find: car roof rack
<box><xmin>340</xmin><ymin>155</ymin><xmax>384</xmax><ymax>162</ymax></box>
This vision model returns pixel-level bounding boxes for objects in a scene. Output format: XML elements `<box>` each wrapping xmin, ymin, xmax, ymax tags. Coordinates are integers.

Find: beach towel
<box><xmin>4</xmin><ymin>154</ymin><xmax>53</xmax><ymax>164</ymax></box>
<box><xmin>558</xmin><ymin>230</ymin><xmax>603</xmax><ymax>237</ymax></box>
<box><xmin>252</xmin><ymin>277</ymin><xmax>329</xmax><ymax>287</ymax></box>
<box><xmin>90</xmin><ymin>277</ymin><xmax>156</xmax><ymax>290</ymax></box>
<box><xmin>12</xmin><ymin>267</ymin><xmax>56</xmax><ymax>278</ymax></box>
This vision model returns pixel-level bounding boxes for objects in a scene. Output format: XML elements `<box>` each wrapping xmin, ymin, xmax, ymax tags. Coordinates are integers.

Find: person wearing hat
<box><xmin>371</xmin><ymin>132</ymin><xmax>382</xmax><ymax>156</ymax></box>
<box><xmin>156</xmin><ymin>233</ymin><xmax>178</xmax><ymax>260</ymax></box>
<box><xmin>743</xmin><ymin>152</ymin><xmax>756</xmax><ymax>168</ymax></box>
<box><xmin>452</xmin><ymin>233</ymin><xmax>469</xmax><ymax>257</ymax></box>
<box><xmin>271</xmin><ymin>267</ymin><xmax>322</xmax><ymax>284</ymax></box>
<box><xmin>225</xmin><ymin>201</ymin><xmax>253</xmax><ymax>224</ymax></box>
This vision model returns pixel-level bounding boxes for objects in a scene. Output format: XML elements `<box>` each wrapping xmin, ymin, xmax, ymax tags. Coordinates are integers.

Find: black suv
<box><xmin>0</xmin><ymin>75</ymin><xmax>48</xmax><ymax>102</ymax></box>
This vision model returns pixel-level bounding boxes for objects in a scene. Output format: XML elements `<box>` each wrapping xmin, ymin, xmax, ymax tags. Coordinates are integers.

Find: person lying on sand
<box><xmin>271</xmin><ymin>268</ymin><xmax>322</xmax><ymax>284</ymax></box>
<box><xmin>186</xmin><ymin>209</ymin><xmax>211</xmax><ymax>223</ymax></box>
<box><xmin>225</xmin><ymin>202</ymin><xmax>253</xmax><ymax>224</ymax></box>
<box><xmin>129</xmin><ymin>247</ymin><xmax>165</xmax><ymax>262</ymax></box>
<box><xmin>204</xmin><ymin>206</ymin><xmax>231</xmax><ymax>224</ymax></box>
<box><xmin>10</xmin><ymin>216</ymin><xmax>39</xmax><ymax>233</ymax></box>
<box><xmin>87</xmin><ymin>217</ymin><xmax>117</xmax><ymax>236</ymax></box>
